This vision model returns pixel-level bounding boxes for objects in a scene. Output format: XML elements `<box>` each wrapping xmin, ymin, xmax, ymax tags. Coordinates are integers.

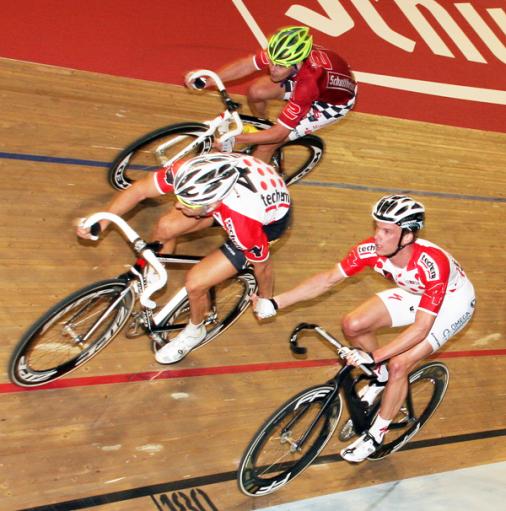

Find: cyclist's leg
<box><xmin>152</xmin><ymin>206</ymin><xmax>215</xmax><ymax>252</ymax></box>
<box><xmin>381</xmin><ymin>279</ymin><xmax>475</xmax><ymax>419</ymax></box>
<box><xmin>379</xmin><ymin>340</ymin><xmax>434</xmax><ymax>420</ymax></box>
<box><xmin>341</xmin><ymin>338</ymin><xmax>433</xmax><ymax>462</ymax></box>
<box><xmin>253</xmin><ymin>142</ymin><xmax>285</xmax><ymax>164</ymax></box>
<box><xmin>184</xmin><ymin>248</ymin><xmax>239</xmax><ymax>324</ymax></box>
<box><xmin>247</xmin><ymin>75</ymin><xmax>285</xmax><ymax>118</ymax></box>
<box><xmin>368</xmin><ymin>282</ymin><xmax>474</xmax><ymax>445</ymax></box>
<box><xmin>341</xmin><ymin>295</ymin><xmax>393</xmax><ymax>352</ymax></box>
<box><xmin>343</xmin><ymin>287</ymin><xmax>422</xmax><ymax>351</ymax></box>
<box><xmin>246</xmin><ymin>76</ymin><xmax>288</xmax><ymax>162</ymax></box>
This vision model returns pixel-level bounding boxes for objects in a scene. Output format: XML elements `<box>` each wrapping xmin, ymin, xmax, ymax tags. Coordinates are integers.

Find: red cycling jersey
<box><xmin>153</xmin><ymin>155</ymin><xmax>290</xmax><ymax>263</ymax></box>
<box><xmin>253</xmin><ymin>46</ymin><xmax>356</xmax><ymax>129</ymax></box>
<box><xmin>338</xmin><ymin>237</ymin><xmax>468</xmax><ymax>315</ymax></box>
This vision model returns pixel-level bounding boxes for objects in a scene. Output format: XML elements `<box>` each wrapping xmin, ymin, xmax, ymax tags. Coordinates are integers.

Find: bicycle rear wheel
<box><xmin>368</xmin><ymin>362</ymin><xmax>449</xmax><ymax>460</ymax></box>
<box><xmin>153</xmin><ymin>268</ymin><xmax>257</xmax><ymax>351</ymax></box>
<box><xmin>274</xmin><ymin>134</ymin><xmax>324</xmax><ymax>186</ymax></box>
<box><xmin>238</xmin><ymin>384</ymin><xmax>342</xmax><ymax>497</ymax></box>
<box><xmin>240</xmin><ymin>116</ymin><xmax>325</xmax><ymax>186</ymax></box>
<box><xmin>9</xmin><ymin>279</ymin><xmax>135</xmax><ymax>387</ymax></box>
<box><xmin>108</xmin><ymin>122</ymin><xmax>212</xmax><ymax>190</ymax></box>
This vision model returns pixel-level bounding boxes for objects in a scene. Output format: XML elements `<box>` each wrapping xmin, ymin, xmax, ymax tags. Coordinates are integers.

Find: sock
<box><xmin>369</xmin><ymin>415</ymin><xmax>391</xmax><ymax>442</ymax></box>
<box><xmin>186</xmin><ymin>320</ymin><xmax>204</xmax><ymax>335</ymax></box>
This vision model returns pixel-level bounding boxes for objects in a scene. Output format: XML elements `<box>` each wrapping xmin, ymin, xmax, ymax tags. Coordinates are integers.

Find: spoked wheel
<box><xmin>152</xmin><ymin>269</ymin><xmax>257</xmax><ymax>351</ymax></box>
<box><xmin>238</xmin><ymin>384</ymin><xmax>342</xmax><ymax>497</ymax></box>
<box><xmin>108</xmin><ymin>114</ymin><xmax>324</xmax><ymax>191</ymax></box>
<box><xmin>108</xmin><ymin>122</ymin><xmax>212</xmax><ymax>190</ymax></box>
<box><xmin>9</xmin><ymin>279</ymin><xmax>135</xmax><ymax>387</ymax></box>
<box><xmin>368</xmin><ymin>362</ymin><xmax>449</xmax><ymax>460</ymax></box>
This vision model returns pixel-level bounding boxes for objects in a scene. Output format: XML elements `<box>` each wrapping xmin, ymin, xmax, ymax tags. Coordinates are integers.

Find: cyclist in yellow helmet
<box><xmin>185</xmin><ymin>26</ymin><xmax>357</xmax><ymax>163</ymax></box>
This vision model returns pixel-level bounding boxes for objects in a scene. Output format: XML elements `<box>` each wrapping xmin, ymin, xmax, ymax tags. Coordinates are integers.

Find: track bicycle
<box><xmin>238</xmin><ymin>322</ymin><xmax>450</xmax><ymax>496</ymax></box>
<box><xmin>9</xmin><ymin>212</ymin><xmax>257</xmax><ymax>387</ymax></box>
<box><xmin>108</xmin><ymin>69</ymin><xmax>324</xmax><ymax>190</ymax></box>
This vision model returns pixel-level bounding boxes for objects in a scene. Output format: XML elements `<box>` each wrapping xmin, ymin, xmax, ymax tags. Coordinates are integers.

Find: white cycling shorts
<box><xmin>282</xmin><ymin>81</ymin><xmax>356</xmax><ymax>141</ymax></box>
<box><xmin>377</xmin><ymin>279</ymin><xmax>476</xmax><ymax>352</ymax></box>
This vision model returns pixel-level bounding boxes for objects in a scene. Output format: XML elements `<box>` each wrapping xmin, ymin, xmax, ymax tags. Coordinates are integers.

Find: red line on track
<box><xmin>2</xmin><ymin>348</ymin><xmax>505</xmax><ymax>394</ymax></box>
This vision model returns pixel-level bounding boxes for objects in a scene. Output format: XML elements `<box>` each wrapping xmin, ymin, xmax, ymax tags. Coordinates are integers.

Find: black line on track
<box><xmin>20</xmin><ymin>427</ymin><xmax>506</xmax><ymax>511</ymax></box>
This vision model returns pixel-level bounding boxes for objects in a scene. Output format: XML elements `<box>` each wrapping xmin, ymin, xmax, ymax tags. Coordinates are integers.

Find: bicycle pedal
<box><xmin>149</xmin><ymin>333</ymin><xmax>166</xmax><ymax>348</ymax></box>
<box><xmin>205</xmin><ymin>311</ymin><xmax>218</xmax><ymax>324</ymax></box>
<box><xmin>338</xmin><ymin>419</ymin><xmax>356</xmax><ymax>442</ymax></box>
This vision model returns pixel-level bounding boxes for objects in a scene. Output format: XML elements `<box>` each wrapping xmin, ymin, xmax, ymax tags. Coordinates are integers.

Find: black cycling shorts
<box><xmin>220</xmin><ymin>209</ymin><xmax>292</xmax><ymax>271</ymax></box>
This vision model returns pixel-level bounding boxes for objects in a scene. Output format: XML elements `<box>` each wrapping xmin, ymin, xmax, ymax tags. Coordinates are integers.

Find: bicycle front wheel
<box><xmin>153</xmin><ymin>269</ymin><xmax>257</xmax><ymax>350</ymax></box>
<box><xmin>238</xmin><ymin>384</ymin><xmax>342</xmax><ymax>497</ymax></box>
<box><xmin>369</xmin><ymin>362</ymin><xmax>449</xmax><ymax>460</ymax></box>
<box><xmin>10</xmin><ymin>279</ymin><xmax>135</xmax><ymax>387</ymax></box>
<box><xmin>108</xmin><ymin>122</ymin><xmax>212</xmax><ymax>190</ymax></box>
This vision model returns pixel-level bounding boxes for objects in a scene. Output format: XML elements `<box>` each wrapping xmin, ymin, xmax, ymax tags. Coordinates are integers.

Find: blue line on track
<box><xmin>0</xmin><ymin>151</ymin><xmax>109</xmax><ymax>168</ymax></box>
<box><xmin>1</xmin><ymin>150</ymin><xmax>505</xmax><ymax>203</ymax></box>
<box><xmin>298</xmin><ymin>180</ymin><xmax>506</xmax><ymax>203</ymax></box>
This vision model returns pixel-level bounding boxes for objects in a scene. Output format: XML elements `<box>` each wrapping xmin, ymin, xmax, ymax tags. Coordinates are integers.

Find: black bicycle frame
<box><xmin>287</xmin><ymin>321</ymin><xmax>419</xmax><ymax>445</ymax></box>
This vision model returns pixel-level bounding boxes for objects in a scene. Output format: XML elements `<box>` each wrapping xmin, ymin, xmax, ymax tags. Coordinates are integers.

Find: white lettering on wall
<box><xmin>231</xmin><ymin>0</ymin><xmax>506</xmax><ymax>104</ymax></box>
<box><xmin>489</xmin><ymin>8</ymin><xmax>506</xmax><ymax>34</ymax></box>
<box><xmin>285</xmin><ymin>0</ymin><xmax>355</xmax><ymax>37</ymax></box>
<box><xmin>284</xmin><ymin>0</ymin><xmax>506</xmax><ymax>65</ymax></box>
<box><xmin>456</xmin><ymin>3</ymin><xmax>506</xmax><ymax>64</ymax></box>
<box><xmin>394</xmin><ymin>0</ymin><xmax>486</xmax><ymax>62</ymax></box>
<box><xmin>350</xmin><ymin>0</ymin><xmax>416</xmax><ymax>52</ymax></box>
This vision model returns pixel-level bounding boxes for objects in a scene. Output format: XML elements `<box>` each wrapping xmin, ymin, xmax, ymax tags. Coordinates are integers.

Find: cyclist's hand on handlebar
<box><xmin>213</xmin><ymin>135</ymin><xmax>235</xmax><ymax>152</ymax></box>
<box><xmin>184</xmin><ymin>70</ymin><xmax>214</xmax><ymax>90</ymax></box>
<box><xmin>343</xmin><ymin>348</ymin><xmax>375</xmax><ymax>367</ymax></box>
<box><xmin>252</xmin><ymin>295</ymin><xmax>279</xmax><ymax>320</ymax></box>
<box><xmin>74</xmin><ymin>218</ymin><xmax>103</xmax><ymax>240</ymax></box>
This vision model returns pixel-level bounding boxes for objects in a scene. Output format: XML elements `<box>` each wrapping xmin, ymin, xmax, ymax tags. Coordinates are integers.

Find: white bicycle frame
<box><xmin>82</xmin><ymin>212</ymin><xmax>212</xmax><ymax>337</ymax></box>
<box><xmin>83</xmin><ymin>212</ymin><xmax>167</xmax><ymax>310</ymax></box>
<box><xmin>154</xmin><ymin>69</ymin><xmax>244</xmax><ymax>167</ymax></box>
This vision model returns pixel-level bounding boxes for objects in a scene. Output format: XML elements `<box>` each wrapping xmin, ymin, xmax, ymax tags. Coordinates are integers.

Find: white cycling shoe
<box><xmin>155</xmin><ymin>323</ymin><xmax>206</xmax><ymax>364</ymax></box>
<box><xmin>340</xmin><ymin>431</ymin><xmax>381</xmax><ymax>463</ymax></box>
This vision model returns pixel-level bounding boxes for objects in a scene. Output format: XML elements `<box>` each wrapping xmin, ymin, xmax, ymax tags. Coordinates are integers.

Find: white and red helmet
<box><xmin>174</xmin><ymin>153</ymin><xmax>241</xmax><ymax>207</ymax></box>
<box><xmin>372</xmin><ymin>195</ymin><xmax>425</xmax><ymax>231</ymax></box>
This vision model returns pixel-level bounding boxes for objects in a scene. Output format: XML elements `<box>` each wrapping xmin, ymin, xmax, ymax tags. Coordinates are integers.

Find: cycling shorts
<box><xmin>377</xmin><ymin>279</ymin><xmax>476</xmax><ymax>352</ymax></box>
<box><xmin>282</xmin><ymin>80</ymin><xmax>356</xmax><ymax>141</ymax></box>
<box><xmin>219</xmin><ymin>209</ymin><xmax>292</xmax><ymax>271</ymax></box>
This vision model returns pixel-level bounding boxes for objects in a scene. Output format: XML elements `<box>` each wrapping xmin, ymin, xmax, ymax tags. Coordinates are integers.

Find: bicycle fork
<box><xmin>282</xmin><ymin>386</ymin><xmax>339</xmax><ymax>453</ymax></box>
<box><xmin>63</xmin><ymin>287</ymin><xmax>132</xmax><ymax>346</ymax></box>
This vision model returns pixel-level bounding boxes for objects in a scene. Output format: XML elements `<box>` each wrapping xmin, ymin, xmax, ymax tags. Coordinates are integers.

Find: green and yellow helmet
<box><xmin>267</xmin><ymin>26</ymin><xmax>313</xmax><ymax>66</ymax></box>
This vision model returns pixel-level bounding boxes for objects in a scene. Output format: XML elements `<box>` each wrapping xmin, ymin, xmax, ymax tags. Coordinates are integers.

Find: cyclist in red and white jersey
<box><xmin>76</xmin><ymin>153</ymin><xmax>291</xmax><ymax>364</ymax></box>
<box><xmin>253</xmin><ymin>195</ymin><xmax>475</xmax><ymax>462</ymax></box>
<box><xmin>185</xmin><ymin>26</ymin><xmax>356</xmax><ymax>163</ymax></box>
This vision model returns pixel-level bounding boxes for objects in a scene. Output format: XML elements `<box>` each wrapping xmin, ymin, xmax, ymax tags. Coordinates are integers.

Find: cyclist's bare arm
<box><xmin>236</xmin><ymin>123</ymin><xmax>291</xmax><ymax>146</ymax></box>
<box><xmin>274</xmin><ymin>264</ymin><xmax>345</xmax><ymax>309</ymax></box>
<box><xmin>372</xmin><ymin>310</ymin><xmax>436</xmax><ymax>363</ymax></box>
<box><xmin>76</xmin><ymin>174</ymin><xmax>161</xmax><ymax>239</ymax></box>
<box><xmin>251</xmin><ymin>258</ymin><xmax>274</xmax><ymax>298</ymax></box>
<box><xmin>185</xmin><ymin>56</ymin><xmax>257</xmax><ymax>89</ymax></box>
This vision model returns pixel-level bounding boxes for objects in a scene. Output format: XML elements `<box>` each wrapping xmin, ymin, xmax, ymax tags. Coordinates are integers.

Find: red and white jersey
<box><xmin>153</xmin><ymin>155</ymin><xmax>290</xmax><ymax>263</ymax></box>
<box><xmin>338</xmin><ymin>237</ymin><xmax>469</xmax><ymax>316</ymax></box>
<box><xmin>253</xmin><ymin>46</ymin><xmax>356</xmax><ymax>129</ymax></box>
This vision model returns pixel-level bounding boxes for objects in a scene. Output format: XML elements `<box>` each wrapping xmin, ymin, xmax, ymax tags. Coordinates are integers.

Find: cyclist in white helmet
<box><xmin>253</xmin><ymin>195</ymin><xmax>475</xmax><ymax>462</ymax></box>
<box><xmin>185</xmin><ymin>26</ymin><xmax>357</xmax><ymax>163</ymax></box>
<box><xmin>76</xmin><ymin>152</ymin><xmax>291</xmax><ymax>364</ymax></box>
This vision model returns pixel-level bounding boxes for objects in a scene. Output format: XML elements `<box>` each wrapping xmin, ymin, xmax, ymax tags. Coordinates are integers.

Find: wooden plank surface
<box><xmin>0</xmin><ymin>57</ymin><xmax>504</xmax><ymax>510</ymax></box>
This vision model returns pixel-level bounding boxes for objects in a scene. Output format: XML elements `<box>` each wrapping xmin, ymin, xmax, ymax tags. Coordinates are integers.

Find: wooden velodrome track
<box><xmin>1</xmin><ymin>57</ymin><xmax>505</xmax><ymax>511</ymax></box>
